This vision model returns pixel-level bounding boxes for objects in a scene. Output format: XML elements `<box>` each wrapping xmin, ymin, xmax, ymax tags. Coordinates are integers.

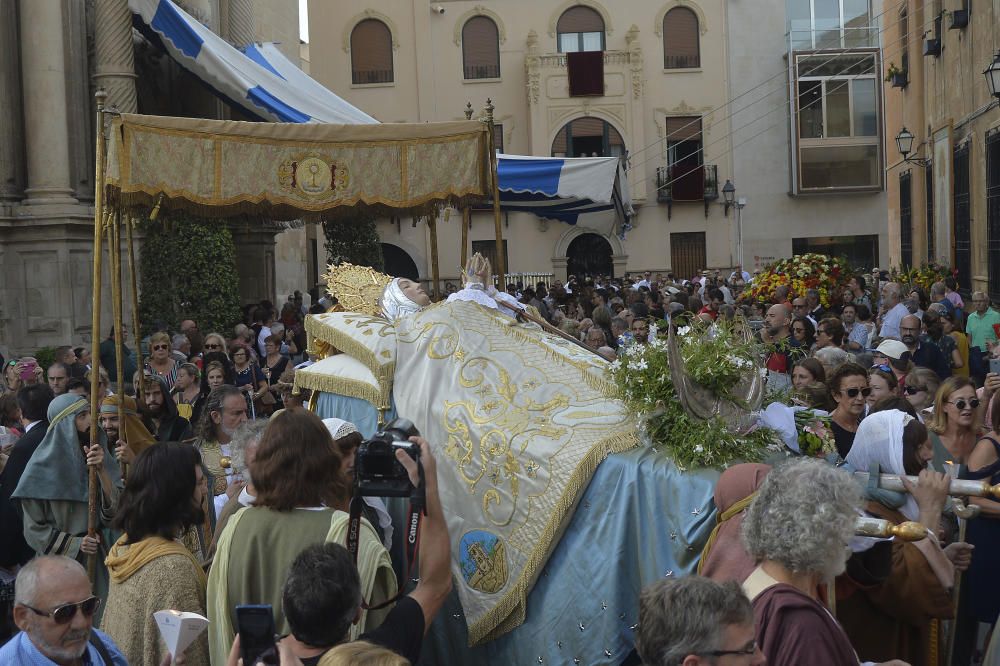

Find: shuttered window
<box><xmin>351</xmin><ymin>19</ymin><xmax>393</xmax><ymax>85</ymax></box>
<box><xmin>462</xmin><ymin>16</ymin><xmax>500</xmax><ymax>79</ymax></box>
<box><xmin>663</xmin><ymin>7</ymin><xmax>700</xmax><ymax>69</ymax></box>
<box><xmin>557</xmin><ymin>6</ymin><xmax>605</xmax><ymax>53</ymax></box>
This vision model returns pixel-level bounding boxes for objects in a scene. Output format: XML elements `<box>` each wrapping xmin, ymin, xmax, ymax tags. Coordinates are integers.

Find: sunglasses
<box><xmin>904</xmin><ymin>385</ymin><xmax>927</xmax><ymax>395</ymax></box>
<box><xmin>843</xmin><ymin>387</ymin><xmax>873</xmax><ymax>398</ymax></box>
<box><xmin>204</xmin><ymin>344</ymin><xmax>222</xmax><ymax>350</ymax></box>
<box><xmin>22</xmin><ymin>596</ymin><xmax>100</xmax><ymax>624</ymax></box>
<box><xmin>151</xmin><ymin>344</ymin><xmax>168</xmax><ymax>351</ymax></box>
<box><xmin>948</xmin><ymin>398</ymin><xmax>981</xmax><ymax>410</ymax></box>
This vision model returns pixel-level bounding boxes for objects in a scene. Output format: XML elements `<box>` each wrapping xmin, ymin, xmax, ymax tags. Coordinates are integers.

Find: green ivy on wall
<box><xmin>138</xmin><ymin>213</ymin><xmax>242</xmax><ymax>336</ymax></box>
<box><xmin>322</xmin><ymin>212</ymin><xmax>384</xmax><ymax>271</ymax></box>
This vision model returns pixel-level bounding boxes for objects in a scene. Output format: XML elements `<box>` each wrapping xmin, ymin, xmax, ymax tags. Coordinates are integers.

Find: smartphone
<box><xmin>990</xmin><ymin>358</ymin><xmax>1000</xmax><ymax>377</ymax></box>
<box><xmin>19</xmin><ymin>362</ymin><xmax>36</xmax><ymax>381</ymax></box>
<box><xmin>235</xmin><ymin>605</ymin><xmax>278</xmax><ymax>666</ymax></box>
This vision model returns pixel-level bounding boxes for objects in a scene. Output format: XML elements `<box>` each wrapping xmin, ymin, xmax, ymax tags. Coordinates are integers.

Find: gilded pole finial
<box><xmin>890</xmin><ymin>521</ymin><xmax>928</xmax><ymax>542</ymax></box>
<box><xmin>464</xmin><ymin>101</ymin><xmax>474</xmax><ymax>120</ymax></box>
<box><xmin>485</xmin><ymin>98</ymin><xmax>495</xmax><ymax>123</ymax></box>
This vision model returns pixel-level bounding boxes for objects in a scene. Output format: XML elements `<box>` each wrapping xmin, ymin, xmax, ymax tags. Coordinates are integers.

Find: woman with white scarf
<box><xmin>379</xmin><ymin>278</ymin><xmax>431</xmax><ymax>321</ymax></box>
<box><xmin>837</xmin><ymin>409</ymin><xmax>970</xmax><ymax>666</ymax></box>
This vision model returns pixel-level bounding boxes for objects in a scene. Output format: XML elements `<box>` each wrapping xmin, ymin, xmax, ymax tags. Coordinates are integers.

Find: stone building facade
<box><xmin>884</xmin><ymin>0</ymin><xmax>1000</xmax><ymax>298</ymax></box>
<box><xmin>0</xmin><ymin>0</ymin><xmax>300</xmax><ymax>359</ymax></box>
<box><xmin>307</xmin><ymin>0</ymin><xmax>890</xmax><ymax>288</ymax></box>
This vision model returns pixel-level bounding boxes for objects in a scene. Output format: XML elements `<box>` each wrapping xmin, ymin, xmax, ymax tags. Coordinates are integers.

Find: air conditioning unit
<box><xmin>924</xmin><ymin>38</ymin><xmax>941</xmax><ymax>57</ymax></box>
<box><xmin>948</xmin><ymin>9</ymin><xmax>969</xmax><ymax>29</ymax></box>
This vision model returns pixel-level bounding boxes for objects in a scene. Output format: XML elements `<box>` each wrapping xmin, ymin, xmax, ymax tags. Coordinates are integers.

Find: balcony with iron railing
<box><xmin>464</xmin><ymin>64</ymin><xmax>501</xmax><ymax>80</ymax></box>
<box><xmin>656</xmin><ymin>163</ymin><xmax>718</xmax><ymax>218</ymax></box>
<box><xmin>663</xmin><ymin>54</ymin><xmax>701</xmax><ymax>69</ymax></box>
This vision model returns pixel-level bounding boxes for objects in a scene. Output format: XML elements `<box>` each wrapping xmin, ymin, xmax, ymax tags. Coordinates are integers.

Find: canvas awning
<box><xmin>129</xmin><ymin>0</ymin><xmax>377</xmax><ymax>124</ymax></box>
<box><xmin>104</xmin><ymin>113</ymin><xmax>492</xmax><ymax>220</ymax></box>
<box><xmin>496</xmin><ymin>153</ymin><xmax>632</xmax><ymax>226</ymax></box>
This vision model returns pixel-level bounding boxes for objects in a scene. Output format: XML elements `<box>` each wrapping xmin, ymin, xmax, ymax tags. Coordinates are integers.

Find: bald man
<box><xmin>760</xmin><ymin>304</ymin><xmax>801</xmax><ymax>390</ymax></box>
<box><xmin>3</xmin><ymin>555</ymin><xmax>129</xmax><ymax>665</ymax></box>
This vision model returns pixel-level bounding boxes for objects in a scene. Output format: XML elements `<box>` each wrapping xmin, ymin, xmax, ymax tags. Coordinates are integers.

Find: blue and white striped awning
<box><xmin>129</xmin><ymin>0</ymin><xmax>377</xmax><ymax>124</ymax></box>
<box><xmin>496</xmin><ymin>154</ymin><xmax>632</xmax><ymax>226</ymax></box>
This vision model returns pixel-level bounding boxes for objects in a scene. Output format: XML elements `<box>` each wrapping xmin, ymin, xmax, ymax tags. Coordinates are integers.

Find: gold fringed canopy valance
<box><xmin>104</xmin><ymin>114</ymin><xmax>493</xmax><ymax>221</ymax></box>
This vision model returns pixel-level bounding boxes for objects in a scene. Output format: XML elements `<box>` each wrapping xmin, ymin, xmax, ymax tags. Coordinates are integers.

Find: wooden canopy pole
<box><xmin>427</xmin><ymin>216</ymin><xmax>441</xmax><ymax>300</ymax></box>
<box><xmin>461</xmin><ymin>101</ymin><xmax>474</xmax><ymax>272</ymax></box>
<box><xmin>86</xmin><ymin>89</ymin><xmax>108</xmax><ymax>582</ymax></box>
<box><xmin>107</xmin><ymin>211</ymin><xmax>127</xmax><ymax>477</ymax></box>
<box><xmin>125</xmin><ymin>216</ymin><xmax>143</xmax><ymax>406</ymax></box>
<box><xmin>485</xmin><ymin>99</ymin><xmax>506</xmax><ymax>286</ymax></box>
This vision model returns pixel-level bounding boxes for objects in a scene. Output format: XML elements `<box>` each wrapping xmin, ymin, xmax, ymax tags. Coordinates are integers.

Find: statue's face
<box><xmin>399</xmin><ymin>279</ymin><xmax>431</xmax><ymax>306</ymax></box>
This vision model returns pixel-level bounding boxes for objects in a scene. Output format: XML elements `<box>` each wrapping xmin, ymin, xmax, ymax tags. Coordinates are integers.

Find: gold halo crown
<box><xmin>322</xmin><ymin>262</ymin><xmax>393</xmax><ymax>316</ymax></box>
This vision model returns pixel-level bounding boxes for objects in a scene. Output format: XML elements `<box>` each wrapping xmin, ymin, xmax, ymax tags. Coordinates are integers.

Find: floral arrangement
<box><xmin>890</xmin><ymin>262</ymin><xmax>956</xmax><ymax>292</ymax></box>
<box><xmin>742</xmin><ymin>253</ymin><xmax>853</xmax><ymax>307</ymax></box>
<box><xmin>794</xmin><ymin>409</ymin><xmax>836</xmax><ymax>458</ymax></box>
<box><xmin>609</xmin><ymin>318</ymin><xmax>778</xmax><ymax>470</ymax></box>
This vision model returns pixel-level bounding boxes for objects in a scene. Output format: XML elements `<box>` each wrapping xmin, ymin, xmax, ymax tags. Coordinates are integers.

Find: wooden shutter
<box><xmin>663</xmin><ymin>7</ymin><xmax>700</xmax><ymax>68</ymax></box>
<box><xmin>351</xmin><ymin>19</ymin><xmax>393</xmax><ymax>84</ymax></box>
<box><xmin>462</xmin><ymin>16</ymin><xmax>500</xmax><ymax>79</ymax></box>
<box><xmin>557</xmin><ymin>6</ymin><xmax>604</xmax><ymax>33</ymax></box>
<box><xmin>666</xmin><ymin>116</ymin><xmax>702</xmax><ymax>141</ymax></box>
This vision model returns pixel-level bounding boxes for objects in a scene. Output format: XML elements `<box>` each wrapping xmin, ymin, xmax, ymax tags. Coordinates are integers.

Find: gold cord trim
<box><xmin>466</xmin><ymin>428</ymin><xmax>640</xmax><ymax>646</ymax></box>
<box><xmin>304</xmin><ymin>316</ymin><xmax>395</xmax><ymax>396</ymax></box>
<box><xmin>293</xmin><ymin>368</ymin><xmax>390</xmax><ymax>411</ymax></box>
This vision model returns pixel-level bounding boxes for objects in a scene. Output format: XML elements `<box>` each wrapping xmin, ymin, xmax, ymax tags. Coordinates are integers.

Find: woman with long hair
<box><xmin>960</xmin><ymin>401</ymin><xmax>1000</xmax><ymax>633</ymax></box>
<box><xmin>144</xmin><ymin>331</ymin><xmax>178</xmax><ymax>390</ymax></box>
<box><xmin>207</xmin><ymin>410</ymin><xmax>395</xmax><ymax>665</ymax></box>
<box><xmin>102</xmin><ymin>443</ymin><xmax>209</xmax><ymax>666</ymax></box>
<box><xmin>903</xmin><ymin>367</ymin><xmax>941</xmax><ymax>416</ymax></box>
<box><xmin>926</xmin><ymin>376</ymin><xmax>982</xmax><ymax>470</ymax></box>
<box><xmin>828</xmin><ymin>363</ymin><xmax>870</xmax><ymax>458</ymax></box>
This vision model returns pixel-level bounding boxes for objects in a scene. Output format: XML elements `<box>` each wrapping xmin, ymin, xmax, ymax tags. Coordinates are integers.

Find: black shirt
<box><xmin>300</xmin><ymin>596</ymin><xmax>425</xmax><ymax>665</ymax></box>
<box><xmin>831</xmin><ymin>421</ymin><xmax>856</xmax><ymax>459</ymax></box>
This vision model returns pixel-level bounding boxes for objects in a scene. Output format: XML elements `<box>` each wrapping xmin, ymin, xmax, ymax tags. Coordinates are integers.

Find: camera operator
<box><xmin>225</xmin><ymin>435</ymin><xmax>451</xmax><ymax>665</ymax></box>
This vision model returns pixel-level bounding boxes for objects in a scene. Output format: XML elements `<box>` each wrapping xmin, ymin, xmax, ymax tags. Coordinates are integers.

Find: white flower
<box><xmin>694</xmin><ymin>444</ymin><xmax>704</xmax><ymax>453</ymax></box>
<box><xmin>678</xmin><ymin>326</ymin><xmax>691</xmax><ymax>337</ymax></box>
<box><xmin>609</xmin><ymin>359</ymin><xmax>622</xmax><ymax>371</ymax></box>
<box><xmin>627</xmin><ymin>358</ymin><xmax>649</xmax><ymax>372</ymax></box>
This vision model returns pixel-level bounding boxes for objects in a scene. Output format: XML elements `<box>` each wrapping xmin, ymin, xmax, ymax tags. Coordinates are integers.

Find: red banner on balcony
<box><xmin>567</xmin><ymin>51</ymin><xmax>605</xmax><ymax>96</ymax></box>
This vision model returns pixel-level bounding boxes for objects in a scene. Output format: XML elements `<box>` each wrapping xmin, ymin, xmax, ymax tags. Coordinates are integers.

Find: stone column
<box><xmin>227</xmin><ymin>0</ymin><xmax>255</xmax><ymax>47</ymax></box>
<box><xmin>94</xmin><ymin>0</ymin><xmax>138</xmax><ymax>113</ymax></box>
<box><xmin>18</xmin><ymin>0</ymin><xmax>76</xmax><ymax>205</ymax></box>
<box><xmin>0</xmin><ymin>0</ymin><xmax>24</xmax><ymax>201</ymax></box>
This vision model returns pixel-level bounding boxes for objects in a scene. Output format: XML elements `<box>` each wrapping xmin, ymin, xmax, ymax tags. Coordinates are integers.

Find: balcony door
<box><xmin>666</xmin><ymin>116</ymin><xmax>703</xmax><ymax>201</ymax></box>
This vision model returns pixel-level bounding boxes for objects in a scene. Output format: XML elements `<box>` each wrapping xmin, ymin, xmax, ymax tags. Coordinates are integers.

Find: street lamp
<box><xmin>985</xmin><ymin>50</ymin><xmax>1000</xmax><ymax>101</ymax></box>
<box><xmin>722</xmin><ymin>179</ymin><xmax>735</xmax><ymax>217</ymax></box>
<box><xmin>895</xmin><ymin>127</ymin><xmax>929</xmax><ymax>167</ymax></box>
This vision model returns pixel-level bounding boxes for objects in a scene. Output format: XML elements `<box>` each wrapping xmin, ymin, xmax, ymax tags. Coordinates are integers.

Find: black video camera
<box><xmin>354</xmin><ymin>418</ymin><xmax>422</xmax><ymax>498</ymax></box>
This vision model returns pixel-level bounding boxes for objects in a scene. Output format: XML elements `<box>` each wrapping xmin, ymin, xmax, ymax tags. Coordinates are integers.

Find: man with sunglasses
<box><xmin>2</xmin><ymin>555</ymin><xmax>128</xmax><ymax>665</ymax></box>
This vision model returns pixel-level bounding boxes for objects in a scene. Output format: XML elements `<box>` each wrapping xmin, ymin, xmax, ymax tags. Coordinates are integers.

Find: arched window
<box><xmin>462</xmin><ymin>16</ymin><xmax>501</xmax><ymax>79</ymax></box>
<box><xmin>551</xmin><ymin>117</ymin><xmax>625</xmax><ymax>158</ymax></box>
<box><xmin>350</xmin><ymin>19</ymin><xmax>393</xmax><ymax>84</ymax></box>
<box><xmin>663</xmin><ymin>7</ymin><xmax>700</xmax><ymax>69</ymax></box>
<box><xmin>556</xmin><ymin>6</ymin><xmax>605</xmax><ymax>53</ymax></box>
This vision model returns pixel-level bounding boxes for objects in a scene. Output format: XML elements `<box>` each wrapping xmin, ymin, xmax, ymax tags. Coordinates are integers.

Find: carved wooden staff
<box><xmin>512</xmin><ymin>305</ymin><xmax>606</xmax><ymax>359</ymax></box>
<box><xmin>946</xmin><ymin>501</ymin><xmax>980</xmax><ymax>664</ymax></box>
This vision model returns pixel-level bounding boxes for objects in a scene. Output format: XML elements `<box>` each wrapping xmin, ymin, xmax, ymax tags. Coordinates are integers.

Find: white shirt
<box><xmin>257</xmin><ymin>325</ymin><xmax>272</xmax><ymax>353</ymax></box>
<box><xmin>880</xmin><ymin>303</ymin><xmax>910</xmax><ymax>340</ymax></box>
<box><xmin>24</xmin><ymin>420</ymin><xmax>43</xmax><ymax>433</ymax></box>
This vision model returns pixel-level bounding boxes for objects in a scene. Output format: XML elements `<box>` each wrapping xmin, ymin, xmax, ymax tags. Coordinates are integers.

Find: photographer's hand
<box><xmin>396</xmin><ymin>437</ymin><xmax>452</xmax><ymax>634</ymax></box>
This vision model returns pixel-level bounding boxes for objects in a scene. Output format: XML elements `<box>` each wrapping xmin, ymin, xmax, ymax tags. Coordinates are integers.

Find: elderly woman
<box><xmin>145</xmin><ymin>331</ymin><xmax>178</xmax><ymax>390</ymax></box>
<box><xmin>814</xmin><ymin>346</ymin><xmax>850</xmax><ymax>377</ymax></box>
<box><xmin>202</xmin><ymin>332</ymin><xmax>228</xmax><ymax>358</ymax></box>
<box><xmin>229</xmin><ymin>342</ymin><xmax>268</xmax><ymax>412</ymax></box>
<box><xmin>207</xmin><ymin>410</ymin><xmax>395</xmax><ymax>664</ymax></box>
<box><xmin>840</xmin><ymin>409</ymin><xmax>965</xmax><ymax>665</ymax></box>
<box><xmin>740</xmin><ymin>458</ymin><xmax>864</xmax><ymax>665</ymax></box>
<box><xmin>903</xmin><ymin>367</ymin><xmax>940</xmax><ymax>416</ymax></box>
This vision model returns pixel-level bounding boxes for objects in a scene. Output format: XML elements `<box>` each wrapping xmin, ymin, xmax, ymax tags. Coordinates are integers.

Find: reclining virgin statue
<box><xmin>298</xmin><ymin>255</ymin><xmax>639</xmax><ymax>647</ymax></box>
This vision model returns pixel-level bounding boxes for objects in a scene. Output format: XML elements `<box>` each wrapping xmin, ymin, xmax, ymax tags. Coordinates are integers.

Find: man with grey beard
<box><xmin>3</xmin><ymin>555</ymin><xmax>128</xmax><ymax>664</ymax></box>
<box><xmin>194</xmin><ymin>385</ymin><xmax>249</xmax><ymax>521</ymax></box>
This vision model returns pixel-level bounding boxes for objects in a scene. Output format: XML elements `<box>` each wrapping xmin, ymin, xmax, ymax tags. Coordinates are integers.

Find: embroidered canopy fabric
<box><xmin>104</xmin><ymin>114</ymin><xmax>493</xmax><ymax>220</ymax></box>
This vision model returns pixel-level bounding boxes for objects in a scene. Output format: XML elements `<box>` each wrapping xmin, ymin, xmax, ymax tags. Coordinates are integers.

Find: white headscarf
<box><xmin>380</xmin><ymin>278</ymin><xmax>424</xmax><ymax>321</ymax></box>
<box><xmin>322</xmin><ymin>417</ymin><xmax>359</xmax><ymax>441</ymax></box>
<box><xmin>845</xmin><ymin>409</ymin><xmax>919</xmax><ymax>521</ymax></box>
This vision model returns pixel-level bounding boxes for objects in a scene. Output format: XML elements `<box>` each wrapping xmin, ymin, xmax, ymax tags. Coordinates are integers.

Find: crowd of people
<box><xmin>1</xmin><ymin>268</ymin><xmax>1000</xmax><ymax>665</ymax></box>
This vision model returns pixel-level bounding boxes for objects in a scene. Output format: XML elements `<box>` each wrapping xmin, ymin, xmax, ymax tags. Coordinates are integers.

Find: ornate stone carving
<box><xmin>226</xmin><ymin>0</ymin><xmax>255</xmax><ymax>47</ymax></box>
<box><xmin>94</xmin><ymin>0</ymin><xmax>138</xmax><ymax>114</ymax></box>
<box><xmin>626</xmin><ymin>25</ymin><xmax>643</xmax><ymax>100</ymax></box>
<box><xmin>525</xmin><ymin>30</ymin><xmax>541</xmax><ymax>105</ymax></box>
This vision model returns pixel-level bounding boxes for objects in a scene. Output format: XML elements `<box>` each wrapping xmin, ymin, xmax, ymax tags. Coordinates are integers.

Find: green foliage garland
<box><xmin>610</xmin><ymin>319</ymin><xmax>778</xmax><ymax>470</ymax></box>
<box><xmin>138</xmin><ymin>213</ymin><xmax>242</xmax><ymax>336</ymax></box>
<box><xmin>322</xmin><ymin>211</ymin><xmax>384</xmax><ymax>271</ymax></box>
